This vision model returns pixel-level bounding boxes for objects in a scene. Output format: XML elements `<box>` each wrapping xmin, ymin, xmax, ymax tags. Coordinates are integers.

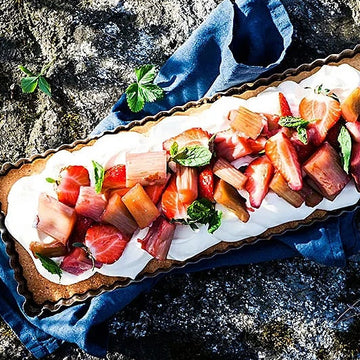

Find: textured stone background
<box><xmin>1</xmin><ymin>0</ymin><xmax>360</xmax><ymax>359</ymax></box>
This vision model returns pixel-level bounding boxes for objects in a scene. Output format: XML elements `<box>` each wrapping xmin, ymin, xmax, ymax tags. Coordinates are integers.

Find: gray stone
<box><xmin>1</xmin><ymin>0</ymin><xmax>360</xmax><ymax>359</ymax></box>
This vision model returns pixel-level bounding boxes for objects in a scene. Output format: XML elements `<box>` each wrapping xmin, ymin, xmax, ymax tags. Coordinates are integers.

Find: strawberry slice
<box><xmin>244</xmin><ymin>156</ymin><xmax>274</xmax><ymax>208</ymax></box>
<box><xmin>198</xmin><ymin>165</ymin><xmax>214</xmax><ymax>202</ymax></box>
<box><xmin>163</xmin><ymin>127</ymin><xmax>211</xmax><ymax>152</ymax></box>
<box><xmin>144</xmin><ymin>174</ymin><xmax>171</xmax><ymax>205</ymax></box>
<box><xmin>279</xmin><ymin>92</ymin><xmax>293</xmax><ymax>116</ymax></box>
<box><xmin>265</xmin><ymin>132</ymin><xmax>302</xmax><ymax>191</ymax></box>
<box><xmin>85</xmin><ymin>224</ymin><xmax>129</xmax><ymax>264</ymax></box>
<box><xmin>161</xmin><ymin>175</ymin><xmax>188</xmax><ymax>220</ymax></box>
<box><xmin>56</xmin><ymin>165</ymin><xmax>90</xmax><ymax>207</ymax></box>
<box><xmin>67</xmin><ymin>215</ymin><xmax>94</xmax><ymax>249</ymax></box>
<box><xmin>299</xmin><ymin>93</ymin><xmax>341</xmax><ymax>146</ymax></box>
<box><xmin>102</xmin><ymin>164</ymin><xmax>126</xmax><ymax>190</ymax></box>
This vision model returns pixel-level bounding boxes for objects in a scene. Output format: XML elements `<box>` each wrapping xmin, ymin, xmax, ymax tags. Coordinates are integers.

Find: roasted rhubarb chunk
<box><xmin>101</xmin><ymin>192</ymin><xmax>138</xmax><ymax>238</ymax></box>
<box><xmin>229</xmin><ymin>106</ymin><xmax>265</xmax><ymax>139</ymax></box>
<box><xmin>341</xmin><ymin>87</ymin><xmax>360</xmax><ymax>122</ymax></box>
<box><xmin>265</xmin><ymin>132</ymin><xmax>302</xmax><ymax>191</ymax></box>
<box><xmin>351</xmin><ymin>141</ymin><xmax>360</xmax><ymax>191</ymax></box>
<box><xmin>30</xmin><ymin>239</ymin><xmax>67</xmax><ymax>258</ymax></box>
<box><xmin>144</xmin><ymin>174</ymin><xmax>170</xmax><ymax>205</ymax></box>
<box><xmin>122</xmin><ymin>183</ymin><xmax>160</xmax><ymax>228</ymax></box>
<box><xmin>213</xmin><ymin>157</ymin><xmax>247</xmax><ymax>190</ymax></box>
<box><xmin>138</xmin><ymin>216</ymin><xmax>176</xmax><ymax>260</ymax></box>
<box><xmin>176</xmin><ymin>164</ymin><xmax>198</xmax><ymax>204</ymax></box>
<box><xmin>303</xmin><ymin>142</ymin><xmax>349</xmax><ymax>200</ymax></box>
<box><xmin>298</xmin><ymin>178</ymin><xmax>323</xmax><ymax>207</ymax></box>
<box><xmin>345</xmin><ymin>122</ymin><xmax>360</xmax><ymax>143</ymax></box>
<box><xmin>269</xmin><ymin>172</ymin><xmax>304</xmax><ymax>208</ymax></box>
<box><xmin>213</xmin><ymin>179</ymin><xmax>249</xmax><ymax>222</ymax></box>
<box><xmin>126</xmin><ymin>151</ymin><xmax>167</xmax><ymax>188</ymax></box>
<box><xmin>37</xmin><ymin>193</ymin><xmax>77</xmax><ymax>245</ymax></box>
<box><xmin>75</xmin><ymin>186</ymin><xmax>107</xmax><ymax>222</ymax></box>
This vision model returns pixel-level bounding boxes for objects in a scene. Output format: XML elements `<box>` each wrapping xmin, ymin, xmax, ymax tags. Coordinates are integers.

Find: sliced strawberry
<box><xmin>265</xmin><ymin>132</ymin><xmax>302</xmax><ymax>190</ymax></box>
<box><xmin>341</xmin><ymin>87</ymin><xmax>360</xmax><ymax>122</ymax></box>
<box><xmin>324</xmin><ymin>119</ymin><xmax>343</xmax><ymax>151</ymax></box>
<box><xmin>138</xmin><ymin>216</ymin><xmax>176</xmax><ymax>260</ymax></box>
<box><xmin>163</xmin><ymin>127</ymin><xmax>211</xmax><ymax>152</ymax></box>
<box><xmin>85</xmin><ymin>224</ymin><xmax>129</xmax><ymax>264</ymax></box>
<box><xmin>279</xmin><ymin>92</ymin><xmax>293</xmax><ymax>116</ymax></box>
<box><xmin>161</xmin><ymin>175</ymin><xmax>188</xmax><ymax>220</ymax></box>
<box><xmin>56</xmin><ymin>166</ymin><xmax>90</xmax><ymax>207</ymax></box>
<box><xmin>244</xmin><ymin>156</ymin><xmax>274</xmax><ymax>208</ymax></box>
<box><xmin>262</xmin><ymin>113</ymin><xmax>281</xmax><ymax>134</ymax></box>
<box><xmin>289</xmin><ymin>131</ymin><xmax>315</xmax><ymax>164</ymax></box>
<box><xmin>102</xmin><ymin>164</ymin><xmax>126</xmax><ymax>190</ymax></box>
<box><xmin>75</xmin><ymin>186</ymin><xmax>107</xmax><ymax>222</ymax></box>
<box><xmin>68</xmin><ymin>215</ymin><xmax>94</xmax><ymax>249</ymax></box>
<box><xmin>247</xmin><ymin>136</ymin><xmax>267</xmax><ymax>153</ymax></box>
<box><xmin>198</xmin><ymin>165</ymin><xmax>214</xmax><ymax>202</ymax></box>
<box><xmin>144</xmin><ymin>174</ymin><xmax>171</xmax><ymax>205</ymax></box>
<box><xmin>60</xmin><ymin>247</ymin><xmax>102</xmax><ymax>276</ymax></box>
<box><xmin>299</xmin><ymin>93</ymin><xmax>341</xmax><ymax>146</ymax></box>
<box><xmin>229</xmin><ymin>107</ymin><xmax>266</xmax><ymax>139</ymax></box>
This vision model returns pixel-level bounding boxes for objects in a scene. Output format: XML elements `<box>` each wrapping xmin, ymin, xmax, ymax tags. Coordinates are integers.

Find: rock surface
<box><xmin>1</xmin><ymin>0</ymin><xmax>360</xmax><ymax>359</ymax></box>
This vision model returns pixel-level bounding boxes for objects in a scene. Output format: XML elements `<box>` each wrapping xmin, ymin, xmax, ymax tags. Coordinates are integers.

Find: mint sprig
<box><xmin>279</xmin><ymin>116</ymin><xmax>309</xmax><ymax>145</ymax></box>
<box><xmin>338</xmin><ymin>125</ymin><xmax>352</xmax><ymax>174</ymax></box>
<box><xmin>125</xmin><ymin>64</ymin><xmax>164</xmax><ymax>112</ymax></box>
<box><xmin>36</xmin><ymin>253</ymin><xmax>62</xmax><ymax>280</ymax></box>
<box><xmin>170</xmin><ymin>141</ymin><xmax>212</xmax><ymax>167</ymax></box>
<box><xmin>92</xmin><ymin>160</ymin><xmax>104</xmax><ymax>193</ymax></box>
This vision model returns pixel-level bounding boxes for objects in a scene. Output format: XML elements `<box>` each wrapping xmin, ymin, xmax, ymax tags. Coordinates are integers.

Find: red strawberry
<box><xmin>56</xmin><ymin>166</ymin><xmax>90</xmax><ymax>207</ymax></box>
<box><xmin>144</xmin><ymin>174</ymin><xmax>171</xmax><ymax>205</ymax></box>
<box><xmin>279</xmin><ymin>92</ymin><xmax>293</xmax><ymax>116</ymax></box>
<box><xmin>265</xmin><ymin>132</ymin><xmax>302</xmax><ymax>191</ymax></box>
<box><xmin>161</xmin><ymin>175</ymin><xmax>188</xmax><ymax>220</ymax></box>
<box><xmin>299</xmin><ymin>93</ymin><xmax>341</xmax><ymax>146</ymax></box>
<box><xmin>162</xmin><ymin>127</ymin><xmax>211</xmax><ymax>152</ymax></box>
<box><xmin>68</xmin><ymin>215</ymin><xmax>94</xmax><ymax>249</ymax></box>
<box><xmin>289</xmin><ymin>131</ymin><xmax>315</xmax><ymax>164</ymax></box>
<box><xmin>198</xmin><ymin>165</ymin><xmax>214</xmax><ymax>202</ymax></box>
<box><xmin>102</xmin><ymin>164</ymin><xmax>126</xmax><ymax>190</ymax></box>
<box><xmin>245</xmin><ymin>156</ymin><xmax>274</xmax><ymax>208</ymax></box>
<box><xmin>85</xmin><ymin>224</ymin><xmax>129</xmax><ymax>264</ymax></box>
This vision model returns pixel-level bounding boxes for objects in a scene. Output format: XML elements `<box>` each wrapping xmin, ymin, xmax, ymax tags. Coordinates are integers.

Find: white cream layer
<box><xmin>5</xmin><ymin>64</ymin><xmax>360</xmax><ymax>285</ymax></box>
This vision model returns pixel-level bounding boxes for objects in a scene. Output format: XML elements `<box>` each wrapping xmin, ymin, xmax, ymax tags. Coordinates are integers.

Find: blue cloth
<box><xmin>2</xmin><ymin>0</ymin><xmax>358</xmax><ymax>358</ymax></box>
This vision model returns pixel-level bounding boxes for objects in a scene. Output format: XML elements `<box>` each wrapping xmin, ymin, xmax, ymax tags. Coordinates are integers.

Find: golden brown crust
<box><xmin>1</xmin><ymin>51</ymin><xmax>360</xmax><ymax>306</ymax></box>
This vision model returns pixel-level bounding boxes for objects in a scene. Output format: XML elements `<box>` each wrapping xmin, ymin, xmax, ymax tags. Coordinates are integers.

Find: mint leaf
<box><xmin>208</xmin><ymin>210</ymin><xmax>222</xmax><ymax>234</ymax></box>
<box><xmin>170</xmin><ymin>142</ymin><xmax>179</xmax><ymax>158</ymax></box>
<box><xmin>92</xmin><ymin>160</ymin><xmax>104</xmax><ymax>193</ymax></box>
<box><xmin>18</xmin><ymin>65</ymin><xmax>35</xmax><ymax>76</ymax></box>
<box><xmin>297</xmin><ymin>126</ymin><xmax>308</xmax><ymax>145</ymax></box>
<box><xmin>46</xmin><ymin>177</ymin><xmax>57</xmax><ymax>184</ymax></box>
<box><xmin>72</xmin><ymin>242</ymin><xmax>95</xmax><ymax>271</ymax></box>
<box><xmin>38</xmin><ymin>75</ymin><xmax>51</xmax><ymax>96</ymax></box>
<box><xmin>21</xmin><ymin>76</ymin><xmax>38</xmax><ymax>93</ymax></box>
<box><xmin>338</xmin><ymin>125</ymin><xmax>352</xmax><ymax>173</ymax></box>
<box><xmin>171</xmin><ymin>144</ymin><xmax>212</xmax><ymax>167</ymax></box>
<box><xmin>279</xmin><ymin>116</ymin><xmax>309</xmax><ymax>128</ymax></box>
<box><xmin>36</xmin><ymin>253</ymin><xmax>62</xmax><ymax>280</ymax></box>
<box><xmin>126</xmin><ymin>65</ymin><xmax>164</xmax><ymax>113</ymax></box>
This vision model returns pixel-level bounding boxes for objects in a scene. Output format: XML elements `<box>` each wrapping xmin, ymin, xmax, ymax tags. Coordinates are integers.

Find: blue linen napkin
<box><xmin>1</xmin><ymin>0</ymin><xmax>358</xmax><ymax>358</ymax></box>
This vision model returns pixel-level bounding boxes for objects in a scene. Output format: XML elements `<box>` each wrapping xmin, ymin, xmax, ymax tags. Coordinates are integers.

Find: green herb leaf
<box><xmin>297</xmin><ymin>126</ymin><xmax>308</xmax><ymax>145</ymax></box>
<box><xmin>18</xmin><ymin>65</ymin><xmax>35</xmax><ymax>76</ymax></box>
<box><xmin>208</xmin><ymin>210</ymin><xmax>222</xmax><ymax>234</ymax></box>
<box><xmin>72</xmin><ymin>242</ymin><xmax>96</xmax><ymax>271</ymax></box>
<box><xmin>279</xmin><ymin>116</ymin><xmax>309</xmax><ymax>128</ymax></box>
<box><xmin>92</xmin><ymin>160</ymin><xmax>104</xmax><ymax>193</ymax></box>
<box><xmin>21</xmin><ymin>76</ymin><xmax>38</xmax><ymax>93</ymax></box>
<box><xmin>338</xmin><ymin>125</ymin><xmax>352</xmax><ymax>173</ymax></box>
<box><xmin>46</xmin><ymin>177</ymin><xmax>56</xmax><ymax>184</ymax></box>
<box><xmin>126</xmin><ymin>65</ymin><xmax>164</xmax><ymax>113</ymax></box>
<box><xmin>38</xmin><ymin>75</ymin><xmax>51</xmax><ymax>96</ymax></box>
<box><xmin>313</xmin><ymin>84</ymin><xmax>340</xmax><ymax>102</ymax></box>
<box><xmin>35</xmin><ymin>253</ymin><xmax>62</xmax><ymax>280</ymax></box>
<box><xmin>170</xmin><ymin>142</ymin><xmax>179</xmax><ymax>158</ymax></box>
<box><xmin>171</xmin><ymin>144</ymin><xmax>212</xmax><ymax>167</ymax></box>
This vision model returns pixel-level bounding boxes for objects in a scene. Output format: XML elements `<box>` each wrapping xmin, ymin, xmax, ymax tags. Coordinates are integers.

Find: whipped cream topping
<box><xmin>5</xmin><ymin>64</ymin><xmax>360</xmax><ymax>285</ymax></box>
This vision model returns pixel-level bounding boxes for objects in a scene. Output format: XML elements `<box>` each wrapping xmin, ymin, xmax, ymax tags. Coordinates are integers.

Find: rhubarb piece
<box><xmin>144</xmin><ymin>174</ymin><xmax>170</xmax><ymax>205</ymax></box>
<box><xmin>60</xmin><ymin>247</ymin><xmax>102</xmax><ymax>276</ymax></box>
<box><xmin>30</xmin><ymin>240</ymin><xmax>67</xmax><ymax>258</ymax></box>
<box><xmin>102</xmin><ymin>164</ymin><xmax>126</xmax><ymax>190</ymax></box>
<box><xmin>213</xmin><ymin>157</ymin><xmax>247</xmax><ymax>190</ymax></box>
<box><xmin>303</xmin><ymin>142</ymin><xmax>349</xmax><ymax>200</ymax></box>
<box><xmin>299</xmin><ymin>92</ymin><xmax>341</xmax><ymax>146</ymax></box>
<box><xmin>279</xmin><ymin>92</ymin><xmax>293</xmax><ymax>116</ymax></box>
<box><xmin>75</xmin><ymin>186</ymin><xmax>107</xmax><ymax>222</ymax></box>
<box><xmin>162</xmin><ymin>127</ymin><xmax>211</xmax><ymax>152</ymax></box>
<box><xmin>341</xmin><ymin>87</ymin><xmax>360</xmax><ymax>122</ymax></box>
<box><xmin>161</xmin><ymin>175</ymin><xmax>188</xmax><ymax>220</ymax></box>
<box><xmin>350</xmin><ymin>141</ymin><xmax>360</xmax><ymax>191</ymax></box>
<box><xmin>101</xmin><ymin>192</ymin><xmax>137</xmax><ymax>238</ymax></box>
<box><xmin>122</xmin><ymin>183</ymin><xmax>160</xmax><ymax>228</ymax></box>
<box><xmin>56</xmin><ymin>165</ymin><xmax>90</xmax><ymax>207</ymax></box>
<box><xmin>269</xmin><ymin>172</ymin><xmax>304</xmax><ymax>208</ymax></box>
<box><xmin>214</xmin><ymin>129</ymin><xmax>253</xmax><ymax>161</ymax></box>
<box><xmin>229</xmin><ymin>106</ymin><xmax>265</xmax><ymax>139</ymax></box>
<box><xmin>263</xmin><ymin>113</ymin><xmax>281</xmax><ymax>133</ymax></box>
<box><xmin>176</xmin><ymin>164</ymin><xmax>198</xmax><ymax>204</ymax></box>
<box><xmin>345</xmin><ymin>121</ymin><xmax>360</xmax><ymax>143</ymax></box>
<box><xmin>198</xmin><ymin>165</ymin><xmax>214</xmax><ymax>202</ymax></box>
<box><xmin>213</xmin><ymin>179</ymin><xmax>249</xmax><ymax>222</ymax></box>
<box><xmin>298</xmin><ymin>178</ymin><xmax>323</xmax><ymax>207</ymax></box>
<box><xmin>306</xmin><ymin>177</ymin><xmax>337</xmax><ymax>202</ymax></box>
<box><xmin>37</xmin><ymin>193</ymin><xmax>77</xmax><ymax>244</ymax></box>
<box><xmin>245</xmin><ymin>156</ymin><xmax>274</xmax><ymax>208</ymax></box>
<box><xmin>126</xmin><ymin>151</ymin><xmax>167</xmax><ymax>188</ymax></box>
<box><xmin>138</xmin><ymin>216</ymin><xmax>176</xmax><ymax>260</ymax></box>
<box><xmin>247</xmin><ymin>136</ymin><xmax>267</xmax><ymax>153</ymax></box>
<box><xmin>265</xmin><ymin>132</ymin><xmax>303</xmax><ymax>190</ymax></box>
<box><xmin>325</xmin><ymin>120</ymin><xmax>343</xmax><ymax>151</ymax></box>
